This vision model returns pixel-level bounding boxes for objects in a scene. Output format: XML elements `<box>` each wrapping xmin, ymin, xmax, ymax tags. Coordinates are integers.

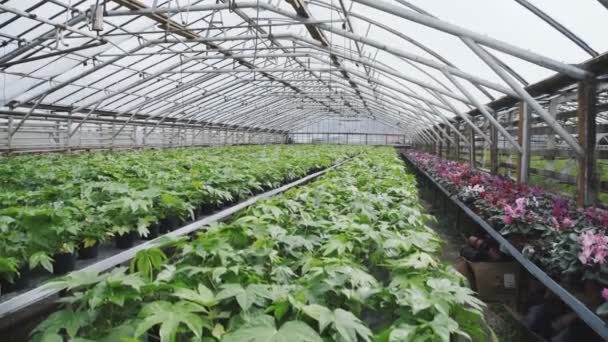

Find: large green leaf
<box><xmin>301</xmin><ymin>305</ymin><xmax>372</xmax><ymax>342</ymax></box>
<box><xmin>222</xmin><ymin>315</ymin><xmax>321</xmax><ymax>342</ymax></box>
<box><xmin>135</xmin><ymin>301</ymin><xmax>211</xmax><ymax>342</ymax></box>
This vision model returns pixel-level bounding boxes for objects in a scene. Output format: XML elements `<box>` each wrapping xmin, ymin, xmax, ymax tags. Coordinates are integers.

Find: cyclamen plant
<box><xmin>578</xmin><ymin>230</ymin><xmax>608</xmax><ymax>266</ymax></box>
<box><xmin>407</xmin><ymin>151</ymin><xmax>608</xmax><ymax>287</ymax></box>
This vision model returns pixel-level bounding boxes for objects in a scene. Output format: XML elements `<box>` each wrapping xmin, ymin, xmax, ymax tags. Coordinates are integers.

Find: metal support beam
<box><xmin>462</xmin><ymin>38</ymin><xmax>584</xmax><ymax>158</ymax></box>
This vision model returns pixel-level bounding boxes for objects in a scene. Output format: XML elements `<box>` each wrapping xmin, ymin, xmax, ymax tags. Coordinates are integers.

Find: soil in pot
<box><xmin>143</xmin><ymin>223</ymin><xmax>160</xmax><ymax>240</ymax></box>
<box><xmin>52</xmin><ymin>252</ymin><xmax>76</xmax><ymax>275</ymax></box>
<box><xmin>115</xmin><ymin>231</ymin><xmax>138</xmax><ymax>249</ymax></box>
<box><xmin>78</xmin><ymin>241</ymin><xmax>99</xmax><ymax>260</ymax></box>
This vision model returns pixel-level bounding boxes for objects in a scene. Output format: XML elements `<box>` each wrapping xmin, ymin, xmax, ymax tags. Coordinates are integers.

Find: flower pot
<box><xmin>52</xmin><ymin>252</ymin><xmax>76</xmax><ymax>275</ymax></box>
<box><xmin>143</xmin><ymin>223</ymin><xmax>160</xmax><ymax>240</ymax></box>
<box><xmin>115</xmin><ymin>231</ymin><xmax>137</xmax><ymax>249</ymax></box>
<box><xmin>0</xmin><ymin>264</ymin><xmax>30</xmax><ymax>293</ymax></box>
<box><xmin>161</xmin><ymin>216</ymin><xmax>181</xmax><ymax>232</ymax></box>
<box><xmin>197</xmin><ymin>204</ymin><xmax>215</xmax><ymax>218</ymax></box>
<box><xmin>583</xmin><ymin>279</ymin><xmax>604</xmax><ymax>306</ymax></box>
<box><xmin>78</xmin><ymin>242</ymin><xmax>99</xmax><ymax>260</ymax></box>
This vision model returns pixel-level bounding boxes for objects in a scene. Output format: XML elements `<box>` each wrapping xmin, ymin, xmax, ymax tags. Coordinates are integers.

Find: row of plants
<box><xmin>31</xmin><ymin>148</ymin><xmax>492</xmax><ymax>342</ymax></box>
<box><xmin>0</xmin><ymin>145</ymin><xmax>360</xmax><ymax>293</ymax></box>
<box><xmin>406</xmin><ymin>150</ymin><xmax>608</xmax><ymax>315</ymax></box>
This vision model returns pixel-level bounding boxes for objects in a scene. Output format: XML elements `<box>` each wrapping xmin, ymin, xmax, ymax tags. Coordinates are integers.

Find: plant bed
<box><xmin>30</xmin><ymin>148</ymin><xmax>492</xmax><ymax>341</ymax></box>
<box><xmin>0</xmin><ymin>145</ymin><xmax>361</xmax><ymax>298</ymax></box>
<box><xmin>405</xmin><ymin>151</ymin><xmax>608</xmax><ymax>339</ymax></box>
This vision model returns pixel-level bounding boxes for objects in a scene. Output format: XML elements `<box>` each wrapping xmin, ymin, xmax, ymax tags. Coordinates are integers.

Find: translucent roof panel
<box><xmin>0</xmin><ymin>0</ymin><xmax>606</xmax><ymax>136</ymax></box>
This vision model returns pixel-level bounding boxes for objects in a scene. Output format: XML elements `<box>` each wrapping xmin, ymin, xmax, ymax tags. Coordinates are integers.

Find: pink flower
<box><xmin>577</xmin><ymin>230</ymin><xmax>608</xmax><ymax>266</ymax></box>
<box><xmin>602</xmin><ymin>288</ymin><xmax>608</xmax><ymax>301</ymax></box>
<box><xmin>514</xmin><ymin>197</ymin><xmax>527</xmax><ymax>216</ymax></box>
<box><xmin>579</xmin><ymin>253</ymin><xmax>589</xmax><ymax>265</ymax></box>
<box><xmin>503</xmin><ymin>215</ymin><xmax>514</xmax><ymax>224</ymax></box>
<box><xmin>550</xmin><ymin>217</ymin><xmax>559</xmax><ymax>228</ymax></box>
<box><xmin>594</xmin><ymin>249</ymin><xmax>607</xmax><ymax>265</ymax></box>
<box><xmin>579</xmin><ymin>231</ymin><xmax>596</xmax><ymax>248</ymax></box>
<box><xmin>562</xmin><ymin>217</ymin><xmax>574</xmax><ymax>228</ymax></box>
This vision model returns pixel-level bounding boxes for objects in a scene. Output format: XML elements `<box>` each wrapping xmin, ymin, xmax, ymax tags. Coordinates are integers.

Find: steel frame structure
<box><xmin>0</xmin><ymin>0</ymin><xmax>606</xmax><ymax>189</ymax></box>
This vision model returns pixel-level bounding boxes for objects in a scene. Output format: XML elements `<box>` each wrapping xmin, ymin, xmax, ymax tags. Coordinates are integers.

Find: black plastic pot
<box><xmin>0</xmin><ymin>265</ymin><xmax>30</xmax><ymax>294</ymax></box>
<box><xmin>78</xmin><ymin>241</ymin><xmax>99</xmax><ymax>260</ymax></box>
<box><xmin>115</xmin><ymin>231</ymin><xmax>137</xmax><ymax>249</ymax></box>
<box><xmin>196</xmin><ymin>204</ymin><xmax>215</xmax><ymax>218</ymax></box>
<box><xmin>143</xmin><ymin>223</ymin><xmax>160</xmax><ymax>240</ymax></box>
<box><xmin>52</xmin><ymin>252</ymin><xmax>76</xmax><ymax>275</ymax></box>
<box><xmin>160</xmin><ymin>216</ymin><xmax>181</xmax><ymax>232</ymax></box>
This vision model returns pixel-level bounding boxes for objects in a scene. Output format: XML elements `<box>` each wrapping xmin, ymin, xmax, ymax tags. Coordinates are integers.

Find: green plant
<box><xmin>32</xmin><ymin>148</ymin><xmax>490</xmax><ymax>342</ymax></box>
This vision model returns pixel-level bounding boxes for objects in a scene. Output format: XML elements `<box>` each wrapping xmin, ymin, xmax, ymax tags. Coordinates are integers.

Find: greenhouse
<box><xmin>1</xmin><ymin>0</ymin><xmax>608</xmax><ymax>341</ymax></box>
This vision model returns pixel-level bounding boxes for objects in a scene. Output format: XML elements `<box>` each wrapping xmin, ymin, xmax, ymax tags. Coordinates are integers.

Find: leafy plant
<box><xmin>31</xmin><ymin>148</ymin><xmax>490</xmax><ymax>341</ymax></box>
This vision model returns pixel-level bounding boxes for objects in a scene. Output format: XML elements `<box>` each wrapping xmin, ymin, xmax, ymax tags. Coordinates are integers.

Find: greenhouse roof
<box><xmin>1</xmin><ymin>0</ymin><xmax>607</xmax><ymax>138</ymax></box>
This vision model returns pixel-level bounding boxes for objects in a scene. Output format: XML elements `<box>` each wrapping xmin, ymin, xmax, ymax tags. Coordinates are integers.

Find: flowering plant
<box><xmin>407</xmin><ymin>151</ymin><xmax>608</xmax><ymax>285</ymax></box>
<box><xmin>459</xmin><ymin>184</ymin><xmax>486</xmax><ymax>204</ymax></box>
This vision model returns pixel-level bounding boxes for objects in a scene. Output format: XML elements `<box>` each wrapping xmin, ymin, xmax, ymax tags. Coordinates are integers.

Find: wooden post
<box><xmin>516</xmin><ymin>102</ymin><xmax>531</xmax><ymax>184</ymax></box>
<box><xmin>578</xmin><ymin>78</ymin><xmax>597</xmax><ymax>207</ymax></box>
<box><xmin>490</xmin><ymin>113</ymin><xmax>499</xmax><ymax>174</ymax></box>
<box><xmin>455</xmin><ymin>122</ymin><xmax>461</xmax><ymax>161</ymax></box>
<box><xmin>546</xmin><ymin>98</ymin><xmax>559</xmax><ymax>172</ymax></box>
<box><xmin>437</xmin><ymin>126</ymin><xmax>443</xmax><ymax>158</ymax></box>
<box><xmin>469</xmin><ymin>126</ymin><xmax>476</xmax><ymax>169</ymax></box>
<box><xmin>445</xmin><ymin>127</ymin><xmax>452</xmax><ymax>159</ymax></box>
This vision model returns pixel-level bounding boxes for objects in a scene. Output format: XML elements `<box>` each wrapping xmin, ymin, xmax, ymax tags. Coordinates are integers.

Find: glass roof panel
<box><xmin>1</xmin><ymin>0</ymin><xmax>606</xmax><ymax>134</ymax></box>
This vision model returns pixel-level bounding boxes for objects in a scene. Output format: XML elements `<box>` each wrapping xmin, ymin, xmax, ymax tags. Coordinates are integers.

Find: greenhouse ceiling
<box><xmin>1</xmin><ymin>0</ymin><xmax>607</xmax><ymax>139</ymax></box>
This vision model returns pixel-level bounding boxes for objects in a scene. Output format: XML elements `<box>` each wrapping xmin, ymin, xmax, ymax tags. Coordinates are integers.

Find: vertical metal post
<box><xmin>516</xmin><ymin>102</ymin><xmax>531</xmax><ymax>184</ymax></box>
<box><xmin>578</xmin><ymin>78</ymin><xmax>598</xmax><ymax>206</ymax></box>
<box><xmin>365</xmin><ymin>134</ymin><xmax>368</xmax><ymax>145</ymax></box>
<box><xmin>132</xmin><ymin>125</ymin><xmax>137</xmax><ymax>146</ymax></box>
<box><xmin>111</xmin><ymin>121</ymin><xmax>116</xmax><ymax>150</ymax></box>
<box><xmin>7</xmin><ymin>116</ymin><xmax>13</xmax><ymax>151</ymax></box>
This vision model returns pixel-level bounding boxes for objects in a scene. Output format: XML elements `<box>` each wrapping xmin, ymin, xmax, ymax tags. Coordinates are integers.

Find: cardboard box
<box><xmin>467</xmin><ymin>260</ymin><xmax>521</xmax><ymax>308</ymax></box>
<box><xmin>454</xmin><ymin>256</ymin><xmax>475</xmax><ymax>289</ymax></box>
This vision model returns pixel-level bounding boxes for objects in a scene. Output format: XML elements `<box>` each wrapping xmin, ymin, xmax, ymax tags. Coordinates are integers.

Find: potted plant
<box><xmin>0</xmin><ymin>257</ymin><xmax>20</xmax><ymax>295</ymax></box>
<box><xmin>0</xmin><ymin>215</ymin><xmax>31</xmax><ymax>293</ymax></box>
<box><xmin>157</xmin><ymin>191</ymin><xmax>194</xmax><ymax>232</ymax></box>
<box><xmin>101</xmin><ymin>190</ymin><xmax>156</xmax><ymax>249</ymax></box>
